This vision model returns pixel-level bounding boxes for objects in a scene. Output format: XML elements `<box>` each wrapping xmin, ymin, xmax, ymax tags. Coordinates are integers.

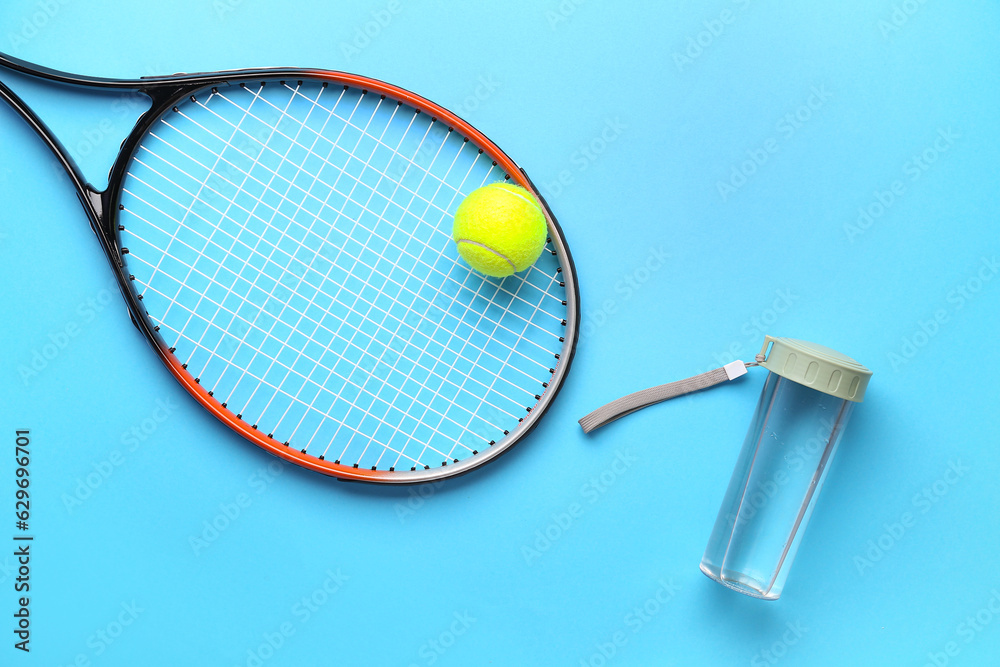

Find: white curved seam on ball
<box><xmin>495</xmin><ymin>185</ymin><xmax>542</xmax><ymax>214</ymax></box>
<box><xmin>455</xmin><ymin>238</ymin><xmax>517</xmax><ymax>271</ymax></box>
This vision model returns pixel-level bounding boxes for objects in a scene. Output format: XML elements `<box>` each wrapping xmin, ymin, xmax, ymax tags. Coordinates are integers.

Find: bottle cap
<box><xmin>757</xmin><ymin>336</ymin><xmax>872</xmax><ymax>402</ymax></box>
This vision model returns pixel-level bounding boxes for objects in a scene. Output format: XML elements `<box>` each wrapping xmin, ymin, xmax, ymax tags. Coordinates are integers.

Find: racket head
<box><xmin>100</xmin><ymin>69</ymin><xmax>579</xmax><ymax>483</ymax></box>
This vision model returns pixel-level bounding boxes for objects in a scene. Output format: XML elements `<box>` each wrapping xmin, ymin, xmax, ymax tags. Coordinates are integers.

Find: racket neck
<box><xmin>0</xmin><ymin>51</ymin><xmax>140</xmax><ymax>90</ymax></box>
<box><xmin>0</xmin><ymin>78</ymin><xmax>105</xmax><ymax>231</ymax></box>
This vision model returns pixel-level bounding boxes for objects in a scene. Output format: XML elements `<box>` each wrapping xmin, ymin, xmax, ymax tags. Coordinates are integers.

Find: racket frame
<box><xmin>0</xmin><ymin>52</ymin><xmax>580</xmax><ymax>483</ymax></box>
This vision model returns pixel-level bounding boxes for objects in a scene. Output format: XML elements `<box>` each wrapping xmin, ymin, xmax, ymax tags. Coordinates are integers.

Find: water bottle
<box><xmin>579</xmin><ymin>335</ymin><xmax>872</xmax><ymax>600</ymax></box>
<box><xmin>699</xmin><ymin>336</ymin><xmax>871</xmax><ymax>599</ymax></box>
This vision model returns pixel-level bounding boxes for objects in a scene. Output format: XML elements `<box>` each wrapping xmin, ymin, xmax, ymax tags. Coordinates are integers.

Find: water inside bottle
<box><xmin>700</xmin><ymin>373</ymin><xmax>853</xmax><ymax>599</ymax></box>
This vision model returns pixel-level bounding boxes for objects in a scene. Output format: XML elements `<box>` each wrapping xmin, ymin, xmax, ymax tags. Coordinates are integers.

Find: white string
<box><xmin>235</xmin><ymin>84</ymin><xmax>382</xmax><ymax>426</ymax></box>
<box><xmin>119</xmin><ymin>79</ymin><xmax>568</xmax><ymax>470</ymax></box>
<box><xmin>356</xmin><ymin>125</ymin><xmax>490</xmax><ymax>467</ymax></box>
<box><xmin>124</xmin><ymin>210</ymin><xmax>504</xmax><ymax>455</ymax></box>
<box><xmin>122</xmin><ymin>187</ymin><xmax>520</xmax><ymax>460</ymax></box>
<box><xmin>252</xmin><ymin>86</ymin><xmax>388</xmax><ymax>441</ymax></box>
<box><xmin>123</xmin><ymin>179</ymin><xmax>531</xmax><ymax>420</ymax></box>
<box><xmin>141</xmin><ymin>117</ymin><xmax>560</xmax><ymax>344</ymax></box>
<box><xmin>180</xmin><ymin>82</ymin><xmax>324</xmax><ymax>384</ymax></box>
<box><xmin>273</xmin><ymin>103</ymin><xmax>427</xmax><ymax>451</ymax></box>
<box><xmin>124</xmin><ymin>162</ymin><xmax>548</xmax><ymax>398</ymax></box>
<box><xmin>155</xmin><ymin>109</ymin><xmax>563</xmax><ymax>321</ymax></box>
<box><xmin>127</xmin><ymin>92</ymin><xmax>548</xmax><ymax>428</ymax></box>
<box><xmin>126</xmin><ymin>249</ymin><xmax>466</xmax><ymax>464</ymax></box>
<box><xmin>179</xmin><ymin>83</ymin><xmax>564</xmax><ymax>310</ymax></box>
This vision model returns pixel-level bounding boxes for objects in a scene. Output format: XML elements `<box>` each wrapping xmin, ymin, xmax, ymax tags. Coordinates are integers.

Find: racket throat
<box><xmin>81</xmin><ymin>186</ymin><xmax>106</xmax><ymax>233</ymax></box>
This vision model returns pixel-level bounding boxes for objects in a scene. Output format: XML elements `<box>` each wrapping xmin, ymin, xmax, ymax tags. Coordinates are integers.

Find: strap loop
<box><xmin>578</xmin><ymin>361</ymin><xmax>757</xmax><ymax>434</ymax></box>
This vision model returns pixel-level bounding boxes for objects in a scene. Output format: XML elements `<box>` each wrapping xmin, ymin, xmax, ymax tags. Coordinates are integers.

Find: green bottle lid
<box><xmin>757</xmin><ymin>336</ymin><xmax>872</xmax><ymax>402</ymax></box>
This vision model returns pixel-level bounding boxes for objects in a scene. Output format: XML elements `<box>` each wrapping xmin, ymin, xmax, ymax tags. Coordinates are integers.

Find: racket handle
<box><xmin>578</xmin><ymin>360</ymin><xmax>757</xmax><ymax>433</ymax></box>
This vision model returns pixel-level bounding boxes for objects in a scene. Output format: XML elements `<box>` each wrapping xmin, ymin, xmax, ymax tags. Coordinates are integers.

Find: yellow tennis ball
<box><xmin>452</xmin><ymin>183</ymin><xmax>547</xmax><ymax>278</ymax></box>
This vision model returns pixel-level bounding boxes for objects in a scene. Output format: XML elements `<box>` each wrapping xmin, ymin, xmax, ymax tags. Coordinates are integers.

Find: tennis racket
<box><xmin>0</xmin><ymin>52</ymin><xmax>579</xmax><ymax>483</ymax></box>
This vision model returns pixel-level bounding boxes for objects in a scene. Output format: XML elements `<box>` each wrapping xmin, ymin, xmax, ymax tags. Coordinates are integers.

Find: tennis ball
<box><xmin>452</xmin><ymin>183</ymin><xmax>547</xmax><ymax>278</ymax></box>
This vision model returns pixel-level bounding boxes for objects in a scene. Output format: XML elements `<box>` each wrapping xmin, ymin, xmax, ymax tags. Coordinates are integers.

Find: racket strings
<box><xmin>202</xmin><ymin>84</ymin><xmax>398</xmax><ymax>439</ymax></box>
<box><xmin>166</xmin><ymin>86</ymin><xmax>567</xmax><ymax>318</ymax></box>
<box><xmin>137</xmin><ymin>90</ymin><xmax>561</xmax><ymax>381</ymax></box>
<box><xmin>132</xmin><ymin>86</ymin><xmax>552</xmax><ymax>438</ymax></box>
<box><xmin>124</xmin><ymin>205</ymin><xmax>517</xmax><ymax>465</ymax></box>
<box><xmin>124</xmin><ymin>172</ymin><xmax>541</xmax><ymax>423</ymax></box>
<box><xmin>226</xmin><ymin>81</ymin><xmax>569</xmax><ymax>302</ymax></box>
<box><xmin>135</xmin><ymin>103</ymin><xmax>563</xmax><ymax>342</ymax></box>
<box><xmin>132</xmin><ymin>84</ymin><xmax>371</xmax><ymax>403</ymax></box>
<box><xmin>124</xmin><ymin>209</ymin><xmax>536</xmax><ymax>439</ymax></box>
<box><xmin>175</xmin><ymin>85</ymin><xmax>324</xmax><ymax>406</ymax></box>
<box><xmin>119</xmin><ymin>78</ymin><xmax>568</xmax><ymax>470</ymax></box>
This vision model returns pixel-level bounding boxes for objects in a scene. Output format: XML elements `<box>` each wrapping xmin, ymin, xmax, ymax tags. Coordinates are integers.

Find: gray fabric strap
<box><xmin>578</xmin><ymin>361</ymin><xmax>757</xmax><ymax>434</ymax></box>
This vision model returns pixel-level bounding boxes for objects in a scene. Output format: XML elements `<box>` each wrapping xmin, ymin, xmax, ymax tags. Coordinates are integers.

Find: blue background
<box><xmin>0</xmin><ymin>1</ymin><xmax>998</xmax><ymax>665</ymax></box>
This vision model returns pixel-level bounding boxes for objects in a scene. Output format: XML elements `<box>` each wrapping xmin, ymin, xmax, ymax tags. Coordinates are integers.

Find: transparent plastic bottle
<box><xmin>700</xmin><ymin>337</ymin><xmax>871</xmax><ymax>600</ymax></box>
